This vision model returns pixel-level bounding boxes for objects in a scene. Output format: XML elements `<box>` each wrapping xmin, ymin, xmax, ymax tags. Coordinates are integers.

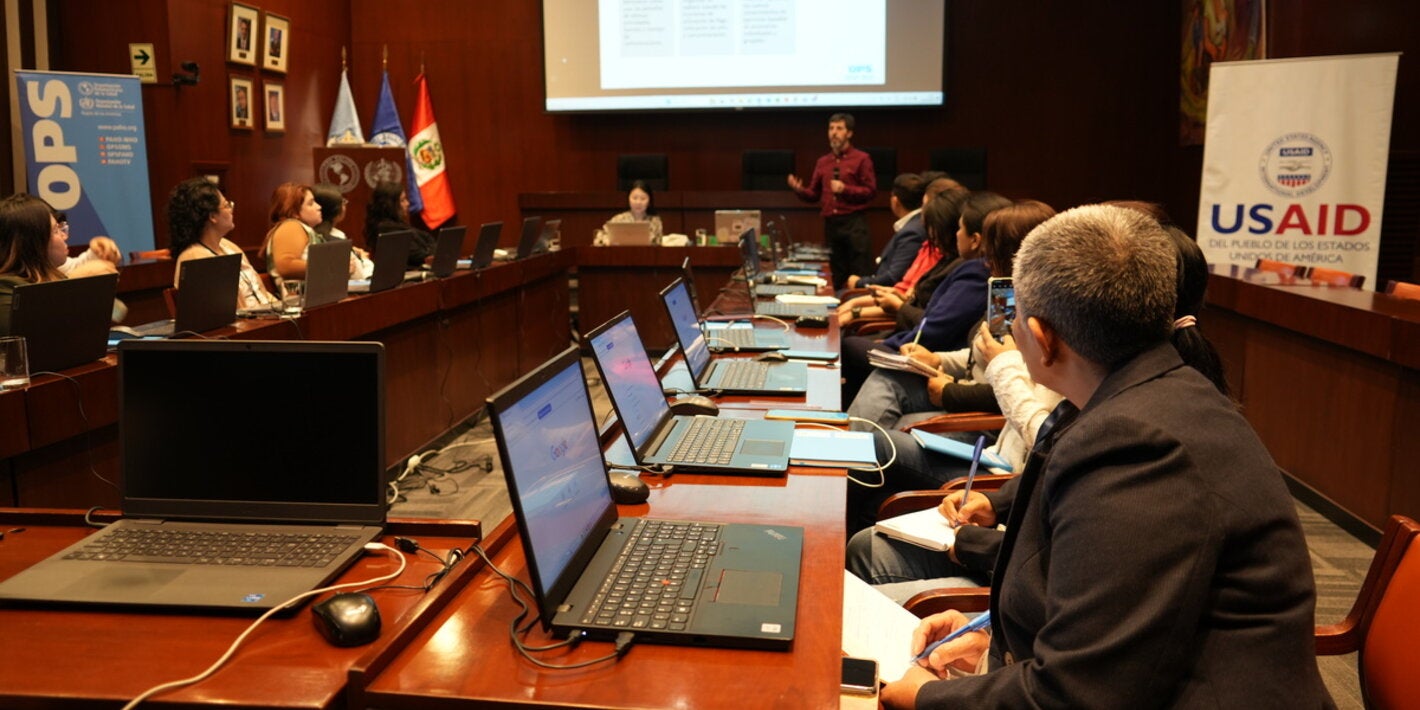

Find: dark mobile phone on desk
<box><xmin>841</xmin><ymin>656</ymin><xmax>879</xmax><ymax>695</ymax></box>
<box><xmin>987</xmin><ymin>277</ymin><xmax>1014</xmax><ymax>342</ymax></box>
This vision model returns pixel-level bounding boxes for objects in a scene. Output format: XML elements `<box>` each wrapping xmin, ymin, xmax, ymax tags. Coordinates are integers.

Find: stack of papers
<box><xmin>867</xmin><ymin>349</ymin><xmax>940</xmax><ymax>378</ymax></box>
<box><xmin>842</xmin><ymin>571</ymin><xmax>922</xmax><ymax>682</ymax></box>
<box><xmin>774</xmin><ymin>293</ymin><xmax>839</xmax><ymax>306</ymax></box>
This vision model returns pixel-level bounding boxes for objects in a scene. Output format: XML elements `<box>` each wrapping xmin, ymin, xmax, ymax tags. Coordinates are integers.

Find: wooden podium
<box><xmin>313</xmin><ymin>146</ymin><xmax>406</xmax><ymax>248</ymax></box>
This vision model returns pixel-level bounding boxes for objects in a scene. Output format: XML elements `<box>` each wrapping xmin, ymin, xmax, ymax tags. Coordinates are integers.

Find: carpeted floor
<box><xmin>389</xmin><ymin>359</ymin><xmax>1376</xmax><ymax>708</ymax></box>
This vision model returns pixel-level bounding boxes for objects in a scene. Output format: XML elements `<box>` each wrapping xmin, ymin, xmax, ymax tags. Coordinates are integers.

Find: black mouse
<box><xmin>756</xmin><ymin>351</ymin><xmax>788</xmax><ymax>362</ymax></box>
<box><xmin>607</xmin><ymin>469</ymin><xmax>650</xmax><ymax>505</ymax></box>
<box><xmin>311</xmin><ymin>592</ymin><xmax>381</xmax><ymax>647</ymax></box>
<box><xmin>668</xmin><ymin>395</ymin><xmax>719</xmax><ymax>416</ymax></box>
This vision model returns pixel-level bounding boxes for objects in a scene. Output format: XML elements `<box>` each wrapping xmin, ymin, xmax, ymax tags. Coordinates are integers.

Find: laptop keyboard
<box><xmin>712</xmin><ymin>328</ymin><xmax>758</xmax><ymax>349</ymax></box>
<box><xmin>754</xmin><ymin>301</ymin><xmax>829</xmax><ymax>317</ymax></box>
<box><xmin>582</xmin><ymin>519</ymin><xmax>723</xmax><ymax>631</ymax></box>
<box><xmin>713</xmin><ymin>360</ymin><xmax>769</xmax><ymax>391</ymax></box>
<box><xmin>63</xmin><ymin>528</ymin><xmax>365</xmax><ymax>568</ymax></box>
<box><xmin>667</xmin><ymin>416</ymin><xmax>746</xmax><ymax>465</ymax></box>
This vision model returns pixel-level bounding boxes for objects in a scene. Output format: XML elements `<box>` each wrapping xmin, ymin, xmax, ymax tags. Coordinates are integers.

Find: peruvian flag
<box><xmin>409</xmin><ymin>71</ymin><xmax>456</xmax><ymax>228</ymax></box>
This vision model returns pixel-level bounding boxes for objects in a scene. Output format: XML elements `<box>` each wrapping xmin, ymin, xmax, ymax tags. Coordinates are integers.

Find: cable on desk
<box><xmin>121</xmin><ymin>542</ymin><xmax>407</xmax><ymax>710</ymax></box>
<box><xmin>465</xmin><ymin>541</ymin><xmax>636</xmax><ymax>669</ymax></box>
<box><xmin>798</xmin><ymin>417</ymin><xmax>894</xmax><ymax>488</ymax></box>
<box><xmin>31</xmin><ymin>370</ymin><xmax>119</xmax><ymax>492</ymax></box>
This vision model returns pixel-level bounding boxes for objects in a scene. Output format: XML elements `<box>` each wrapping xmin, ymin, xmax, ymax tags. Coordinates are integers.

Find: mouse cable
<box><xmin>465</xmin><ymin>541</ymin><xmax>636</xmax><ymax>668</ymax></box>
<box><xmin>796</xmin><ymin>418</ymin><xmax>894</xmax><ymax>488</ymax></box>
<box><xmin>703</xmin><ymin>335</ymin><xmax>740</xmax><ymax>352</ymax></box>
<box><xmin>121</xmin><ymin>542</ymin><xmax>407</xmax><ymax>710</ymax></box>
<box><xmin>83</xmin><ymin>505</ymin><xmax>113</xmax><ymax>529</ymax></box>
<box><xmin>364</xmin><ymin>538</ymin><xmax>465</xmax><ymax>593</ymax></box>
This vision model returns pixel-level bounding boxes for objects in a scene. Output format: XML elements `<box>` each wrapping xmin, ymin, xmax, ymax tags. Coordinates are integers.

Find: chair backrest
<box><xmin>1315</xmin><ymin>515</ymin><xmax>1420</xmax><ymax>710</ymax></box>
<box><xmin>862</xmin><ymin>146</ymin><xmax>897</xmax><ymax>192</ymax></box>
<box><xmin>741</xmin><ymin>149</ymin><xmax>795</xmax><ymax>190</ymax></box>
<box><xmin>129</xmin><ymin>248</ymin><xmax>171</xmax><ymax>262</ymax></box>
<box><xmin>928</xmin><ymin>147</ymin><xmax>987</xmax><ymax>190</ymax></box>
<box><xmin>1255</xmin><ymin>258</ymin><xmax>1305</xmax><ymax>278</ymax></box>
<box><xmin>617</xmin><ymin>153</ymin><xmax>668</xmax><ymax>192</ymax></box>
<box><xmin>1308</xmin><ymin>266</ymin><xmax>1365</xmax><ymax>289</ymax></box>
<box><xmin>1384</xmin><ymin>279</ymin><xmax>1420</xmax><ymax>300</ymax></box>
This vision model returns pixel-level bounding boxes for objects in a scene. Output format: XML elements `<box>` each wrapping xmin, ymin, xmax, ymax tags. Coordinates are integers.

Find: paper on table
<box><xmin>842</xmin><ymin>570</ymin><xmax>922</xmax><ymax>683</ymax></box>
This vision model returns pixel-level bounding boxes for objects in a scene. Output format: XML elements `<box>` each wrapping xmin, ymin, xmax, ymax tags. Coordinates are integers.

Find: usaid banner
<box><xmin>1198</xmin><ymin>54</ymin><xmax>1398</xmax><ymax>289</ymax></box>
<box><xmin>14</xmin><ymin>70</ymin><xmax>155</xmax><ymax>255</ymax></box>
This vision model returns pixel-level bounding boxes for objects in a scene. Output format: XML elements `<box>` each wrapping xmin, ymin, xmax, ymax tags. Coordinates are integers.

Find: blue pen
<box><xmin>951</xmin><ymin>435</ymin><xmax>987</xmax><ymax>528</ymax></box>
<box><xmin>913</xmin><ymin>610</ymin><xmax>992</xmax><ymax>663</ymax></box>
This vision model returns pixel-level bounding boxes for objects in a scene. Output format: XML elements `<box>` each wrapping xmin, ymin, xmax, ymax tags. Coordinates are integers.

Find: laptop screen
<box><xmin>661</xmin><ymin>279</ymin><xmax>710</xmax><ymax>382</ymax></box>
<box><xmin>586</xmin><ymin>314</ymin><xmax>670</xmax><ymax>452</ymax></box>
<box><xmin>488</xmin><ymin>349</ymin><xmax>613</xmax><ymax>620</ymax></box>
<box><xmin>739</xmin><ymin>229</ymin><xmax>760</xmax><ymax>279</ymax></box>
<box><xmin>118</xmin><ymin>339</ymin><xmax>386</xmax><ymax>524</ymax></box>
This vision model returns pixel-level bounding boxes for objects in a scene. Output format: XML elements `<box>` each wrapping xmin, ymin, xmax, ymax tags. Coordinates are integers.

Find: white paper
<box><xmin>842</xmin><ymin>570</ymin><xmax>922</xmax><ymax>682</ymax></box>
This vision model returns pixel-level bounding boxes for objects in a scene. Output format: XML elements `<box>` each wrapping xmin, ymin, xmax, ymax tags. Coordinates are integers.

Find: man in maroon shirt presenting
<box><xmin>787</xmin><ymin>112</ymin><xmax>876</xmax><ymax>290</ymax></box>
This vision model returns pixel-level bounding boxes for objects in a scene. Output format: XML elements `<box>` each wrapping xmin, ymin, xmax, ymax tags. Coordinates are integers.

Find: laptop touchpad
<box><xmin>714</xmin><ymin>570</ymin><xmax>781</xmax><ymax>605</ymax></box>
<box><xmin>61</xmin><ymin>567</ymin><xmax>184</xmax><ymax>597</ymax></box>
<box><xmin>739</xmin><ymin>439</ymin><xmax>784</xmax><ymax>457</ymax></box>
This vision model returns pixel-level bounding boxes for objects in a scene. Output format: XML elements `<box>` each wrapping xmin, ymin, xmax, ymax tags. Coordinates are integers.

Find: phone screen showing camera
<box><xmin>987</xmin><ymin>277</ymin><xmax>1014</xmax><ymax>342</ymax></box>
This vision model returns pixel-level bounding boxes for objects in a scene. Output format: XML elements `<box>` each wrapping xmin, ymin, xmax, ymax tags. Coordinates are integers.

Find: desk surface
<box><xmin>362</xmin><ymin>470</ymin><xmax>847</xmax><ymax>710</ymax></box>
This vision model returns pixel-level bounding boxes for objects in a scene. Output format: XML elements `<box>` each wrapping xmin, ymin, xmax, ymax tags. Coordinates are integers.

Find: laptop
<box><xmin>8</xmin><ymin>272</ymin><xmax>118</xmax><ymax>372</ymax></box>
<box><xmin>510</xmin><ymin>216</ymin><xmax>542</xmax><ymax>260</ymax></box>
<box><xmin>741</xmin><ymin>229</ymin><xmax>822</xmax><ymax>293</ymax></box>
<box><xmin>430</xmin><ymin>225</ymin><xmax>467</xmax><ymax>278</ymax></box>
<box><xmin>349</xmin><ymin>230</ymin><xmax>415</xmax><ymax>293</ymax></box>
<box><xmin>0</xmin><ymin>339</ymin><xmax>387</xmax><ymax>612</ymax></box>
<box><xmin>660</xmin><ymin>280</ymin><xmax>806</xmax><ymax>394</ymax></box>
<box><xmin>488</xmin><ymin>347</ymin><xmax>802</xmax><ymax>648</ymax></box>
<box><xmin>585</xmin><ymin>311</ymin><xmax>795</xmax><ymax>475</ymax></box>
<box><xmin>131</xmin><ymin>253</ymin><xmax>242</xmax><ymax>337</ymax></box>
<box><xmin>605</xmin><ymin>221</ymin><xmax>654</xmax><ymax>245</ymax></box>
<box><xmin>457</xmin><ymin>221</ymin><xmax>502</xmax><ymax>270</ymax></box>
<box><xmin>662</xmin><ymin>277</ymin><xmax>789</xmax><ymax>355</ymax></box>
<box><xmin>302</xmin><ymin>239</ymin><xmax>353</xmax><ymax>309</ymax></box>
<box><xmin>714</xmin><ymin>210</ymin><xmax>760</xmax><ymax>245</ymax></box>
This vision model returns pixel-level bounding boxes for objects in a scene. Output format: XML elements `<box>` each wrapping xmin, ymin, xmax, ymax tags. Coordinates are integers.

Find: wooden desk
<box><xmin>574</xmin><ymin>245</ymin><xmax>742</xmax><ymax>351</ymax></box>
<box><xmin>0</xmin><ymin>510</ymin><xmax>486</xmax><ymax>710</ymax></box>
<box><xmin>1202</xmin><ymin>274</ymin><xmax>1420</xmax><ymax>532</ymax></box>
<box><xmin>360</xmin><ymin>470</ymin><xmax>847</xmax><ymax>709</ymax></box>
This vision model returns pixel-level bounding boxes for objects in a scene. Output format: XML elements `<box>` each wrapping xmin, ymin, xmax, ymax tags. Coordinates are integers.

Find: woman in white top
<box><xmin>167</xmin><ymin>177</ymin><xmax>278</xmax><ymax>310</ymax></box>
<box><xmin>593</xmin><ymin>180</ymin><xmax>664</xmax><ymax>245</ymax></box>
<box><xmin>312</xmin><ymin>183</ymin><xmax>373</xmax><ymax>279</ymax></box>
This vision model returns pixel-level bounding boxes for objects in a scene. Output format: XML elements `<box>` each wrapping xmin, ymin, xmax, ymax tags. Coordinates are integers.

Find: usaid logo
<box><xmin>1258</xmin><ymin>133</ymin><xmax>1331</xmax><ymax>198</ymax></box>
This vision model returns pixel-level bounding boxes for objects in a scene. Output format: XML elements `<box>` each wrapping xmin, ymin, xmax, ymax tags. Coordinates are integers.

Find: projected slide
<box><xmin>599</xmin><ymin>0</ymin><xmax>886</xmax><ymax>89</ymax></box>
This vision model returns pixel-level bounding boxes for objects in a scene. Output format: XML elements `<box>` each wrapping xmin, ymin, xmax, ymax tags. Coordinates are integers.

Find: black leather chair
<box><xmin>929</xmin><ymin>147</ymin><xmax>988</xmax><ymax>190</ymax></box>
<box><xmin>617</xmin><ymin>154</ymin><xmax>668</xmax><ymax>191</ymax></box>
<box><xmin>741</xmin><ymin>149</ymin><xmax>795</xmax><ymax>190</ymax></box>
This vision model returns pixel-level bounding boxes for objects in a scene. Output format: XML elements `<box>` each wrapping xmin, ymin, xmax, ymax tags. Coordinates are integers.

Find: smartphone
<box><xmin>987</xmin><ymin>277</ymin><xmax>1015</xmax><ymax>342</ymax></box>
<box><xmin>764</xmin><ymin>409</ymin><xmax>850</xmax><ymax>424</ymax></box>
<box><xmin>841</xmin><ymin>656</ymin><xmax>879</xmax><ymax>695</ymax></box>
<box><xmin>779</xmin><ymin>349</ymin><xmax>838</xmax><ymax>362</ymax></box>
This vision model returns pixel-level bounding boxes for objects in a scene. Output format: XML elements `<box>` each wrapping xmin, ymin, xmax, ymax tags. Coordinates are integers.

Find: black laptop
<box><xmin>430</xmin><ymin>225</ymin><xmax>467</xmax><ymax>278</ymax></box>
<box><xmin>662</xmin><ymin>277</ymin><xmax>788</xmax><ymax>353</ymax></box>
<box><xmin>488</xmin><ymin>347</ymin><xmax>802</xmax><ymax>648</ymax></box>
<box><xmin>130</xmin><ymin>253</ymin><xmax>242</xmax><ymax>337</ymax></box>
<box><xmin>739</xmin><ymin>230</ymin><xmax>820</xmax><ymax>296</ymax></box>
<box><xmin>302</xmin><ymin>239</ymin><xmax>352</xmax><ymax>309</ymax></box>
<box><xmin>510</xmin><ymin>216</ymin><xmax>542</xmax><ymax>260</ymax></box>
<box><xmin>660</xmin><ymin>281</ymin><xmax>806</xmax><ymax>395</ymax></box>
<box><xmin>350</xmin><ymin>230</ymin><xmax>414</xmax><ymax>293</ymax></box>
<box><xmin>8</xmin><ymin>272</ymin><xmax>118</xmax><ymax>372</ymax></box>
<box><xmin>585</xmin><ymin>312</ymin><xmax>795</xmax><ymax>475</ymax></box>
<box><xmin>0</xmin><ymin>339</ymin><xmax>387</xmax><ymax>612</ymax></box>
<box><xmin>461</xmin><ymin>221</ymin><xmax>503</xmax><ymax>270</ymax></box>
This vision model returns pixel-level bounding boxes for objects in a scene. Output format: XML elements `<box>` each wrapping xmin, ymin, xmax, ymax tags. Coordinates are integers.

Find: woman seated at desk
<box><xmin>593</xmin><ymin>180</ymin><xmax>663</xmax><ymax>245</ymax></box>
<box><xmin>0</xmin><ymin>193</ymin><xmax>71</xmax><ymax>335</ymax></box>
<box><xmin>54</xmin><ymin>211</ymin><xmax>120</xmax><ymax>276</ymax></box>
<box><xmin>312</xmin><ymin>183</ymin><xmax>373</xmax><ymax>279</ymax></box>
<box><xmin>167</xmin><ymin>177</ymin><xmax>279</xmax><ymax>310</ymax></box>
<box><xmin>265</xmin><ymin>182</ymin><xmax>367</xmax><ymax>285</ymax></box>
<box><xmin>364</xmin><ymin>181</ymin><xmax>435</xmax><ymax>267</ymax></box>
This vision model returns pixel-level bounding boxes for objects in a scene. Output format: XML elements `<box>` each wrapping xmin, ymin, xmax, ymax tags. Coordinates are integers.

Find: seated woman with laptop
<box><xmin>266</xmin><ymin>182</ymin><xmax>360</xmax><ymax>286</ymax></box>
<box><xmin>364</xmin><ymin>181</ymin><xmax>435</xmax><ymax>267</ymax></box>
<box><xmin>168</xmin><ymin>178</ymin><xmax>279</xmax><ymax>310</ymax></box>
<box><xmin>593</xmin><ymin>180</ymin><xmax>664</xmax><ymax>246</ymax></box>
<box><xmin>0</xmin><ymin>193</ymin><xmax>70</xmax><ymax>335</ymax></box>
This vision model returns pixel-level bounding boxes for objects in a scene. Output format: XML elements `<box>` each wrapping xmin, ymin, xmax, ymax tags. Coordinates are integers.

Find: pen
<box><xmin>910</xmin><ymin>319</ymin><xmax>925</xmax><ymax>348</ymax></box>
<box><xmin>951</xmin><ymin>435</ymin><xmax>987</xmax><ymax>528</ymax></box>
<box><xmin>913</xmin><ymin>610</ymin><xmax>992</xmax><ymax>663</ymax></box>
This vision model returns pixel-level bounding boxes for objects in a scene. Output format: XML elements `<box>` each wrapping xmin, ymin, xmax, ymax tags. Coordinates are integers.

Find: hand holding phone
<box><xmin>987</xmin><ymin>277</ymin><xmax>1014</xmax><ymax>342</ymax></box>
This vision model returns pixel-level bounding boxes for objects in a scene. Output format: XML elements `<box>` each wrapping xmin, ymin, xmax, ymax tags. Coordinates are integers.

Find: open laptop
<box><xmin>662</xmin><ymin>277</ymin><xmax>789</xmax><ymax>354</ymax></box>
<box><xmin>505</xmin><ymin>216</ymin><xmax>541</xmax><ymax>260</ymax></box>
<box><xmin>349</xmin><ymin>230</ymin><xmax>415</xmax><ymax>293</ymax></box>
<box><xmin>457</xmin><ymin>221</ymin><xmax>502</xmax><ymax>270</ymax></box>
<box><xmin>714</xmin><ymin>210</ymin><xmax>760</xmax><ymax>245</ymax></box>
<box><xmin>660</xmin><ymin>280</ymin><xmax>806</xmax><ymax>394</ymax></box>
<box><xmin>585</xmin><ymin>311</ymin><xmax>795</xmax><ymax>475</ymax></box>
<box><xmin>0</xmin><ymin>339</ymin><xmax>387</xmax><ymax>612</ymax></box>
<box><xmin>488</xmin><ymin>347</ymin><xmax>801</xmax><ymax>648</ymax></box>
<box><xmin>430</xmin><ymin>225</ymin><xmax>467</xmax><ymax>278</ymax></box>
<box><xmin>131</xmin><ymin>253</ymin><xmax>242</xmax><ymax>337</ymax></box>
<box><xmin>9</xmin><ymin>272</ymin><xmax>118</xmax><ymax>372</ymax></box>
<box><xmin>605</xmin><ymin>221</ymin><xmax>654</xmax><ymax>245</ymax></box>
<box><xmin>741</xmin><ymin>229</ymin><xmax>822</xmax><ymax>293</ymax></box>
<box><xmin>302</xmin><ymin>239</ymin><xmax>353</xmax><ymax>309</ymax></box>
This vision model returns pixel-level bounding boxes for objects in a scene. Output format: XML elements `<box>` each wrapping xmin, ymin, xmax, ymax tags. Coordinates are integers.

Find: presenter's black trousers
<box><xmin>825</xmin><ymin>212</ymin><xmax>872</xmax><ymax>291</ymax></box>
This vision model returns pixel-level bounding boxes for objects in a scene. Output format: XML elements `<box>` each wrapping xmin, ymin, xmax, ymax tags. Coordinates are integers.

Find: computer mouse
<box><xmin>756</xmin><ymin>351</ymin><xmax>788</xmax><ymax>362</ymax></box>
<box><xmin>668</xmin><ymin>395</ymin><xmax>719</xmax><ymax>416</ymax></box>
<box><xmin>108</xmin><ymin>325</ymin><xmax>143</xmax><ymax>340</ymax></box>
<box><xmin>606</xmin><ymin>470</ymin><xmax>650</xmax><ymax>505</ymax></box>
<box><xmin>310</xmin><ymin>592</ymin><xmax>381</xmax><ymax>647</ymax></box>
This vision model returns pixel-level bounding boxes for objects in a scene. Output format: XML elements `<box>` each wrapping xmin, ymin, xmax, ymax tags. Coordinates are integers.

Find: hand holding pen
<box><xmin>912</xmin><ymin>610</ymin><xmax>992</xmax><ymax>668</ymax></box>
<box><xmin>943</xmin><ymin>435</ymin><xmax>986</xmax><ymax>529</ymax></box>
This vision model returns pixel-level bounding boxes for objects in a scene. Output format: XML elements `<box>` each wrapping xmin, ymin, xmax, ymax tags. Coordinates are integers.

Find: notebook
<box><xmin>605</xmin><ymin>220</ymin><xmax>653</xmax><ymax>245</ymax></box>
<box><xmin>8</xmin><ymin>272</ymin><xmax>118</xmax><ymax>372</ymax></box>
<box><xmin>349</xmin><ymin>230</ymin><xmax>415</xmax><ymax>293</ymax></box>
<box><xmin>302</xmin><ymin>238</ymin><xmax>352</xmax><ymax>309</ymax></box>
<box><xmin>0</xmin><ymin>339</ymin><xmax>387</xmax><ymax>612</ymax></box>
<box><xmin>662</xmin><ymin>277</ymin><xmax>788</xmax><ymax>353</ymax></box>
<box><xmin>131</xmin><ymin>253</ymin><xmax>242</xmax><ymax>337</ymax></box>
<box><xmin>488</xmin><ymin>347</ymin><xmax>802</xmax><ymax>648</ymax></box>
<box><xmin>458</xmin><ymin>221</ymin><xmax>502</xmax><ymax>270</ymax></box>
<box><xmin>429</xmin><ymin>225</ymin><xmax>468</xmax><ymax>278</ymax></box>
<box><xmin>585</xmin><ymin>311</ymin><xmax>795</xmax><ymax>475</ymax></box>
<box><xmin>661</xmin><ymin>281</ymin><xmax>806</xmax><ymax>397</ymax></box>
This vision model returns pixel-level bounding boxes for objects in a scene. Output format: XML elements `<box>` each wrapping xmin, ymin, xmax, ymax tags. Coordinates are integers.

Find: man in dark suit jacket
<box><xmin>883</xmin><ymin>205</ymin><xmax>1332</xmax><ymax>709</ymax></box>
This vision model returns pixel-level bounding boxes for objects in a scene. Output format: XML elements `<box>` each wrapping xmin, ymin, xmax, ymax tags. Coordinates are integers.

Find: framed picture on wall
<box><xmin>227</xmin><ymin>3</ymin><xmax>259</xmax><ymax>66</ymax></box>
<box><xmin>263</xmin><ymin>13</ymin><xmax>290</xmax><ymax>73</ymax></box>
<box><xmin>230</xmin><ymin>75</ymin><xmax>255</xmax><ymax>130</ymax></box>
<box><xmin>264</xmin><ymin>81</ymin><xmax>286</xmax><ymax>133</ymax></box>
